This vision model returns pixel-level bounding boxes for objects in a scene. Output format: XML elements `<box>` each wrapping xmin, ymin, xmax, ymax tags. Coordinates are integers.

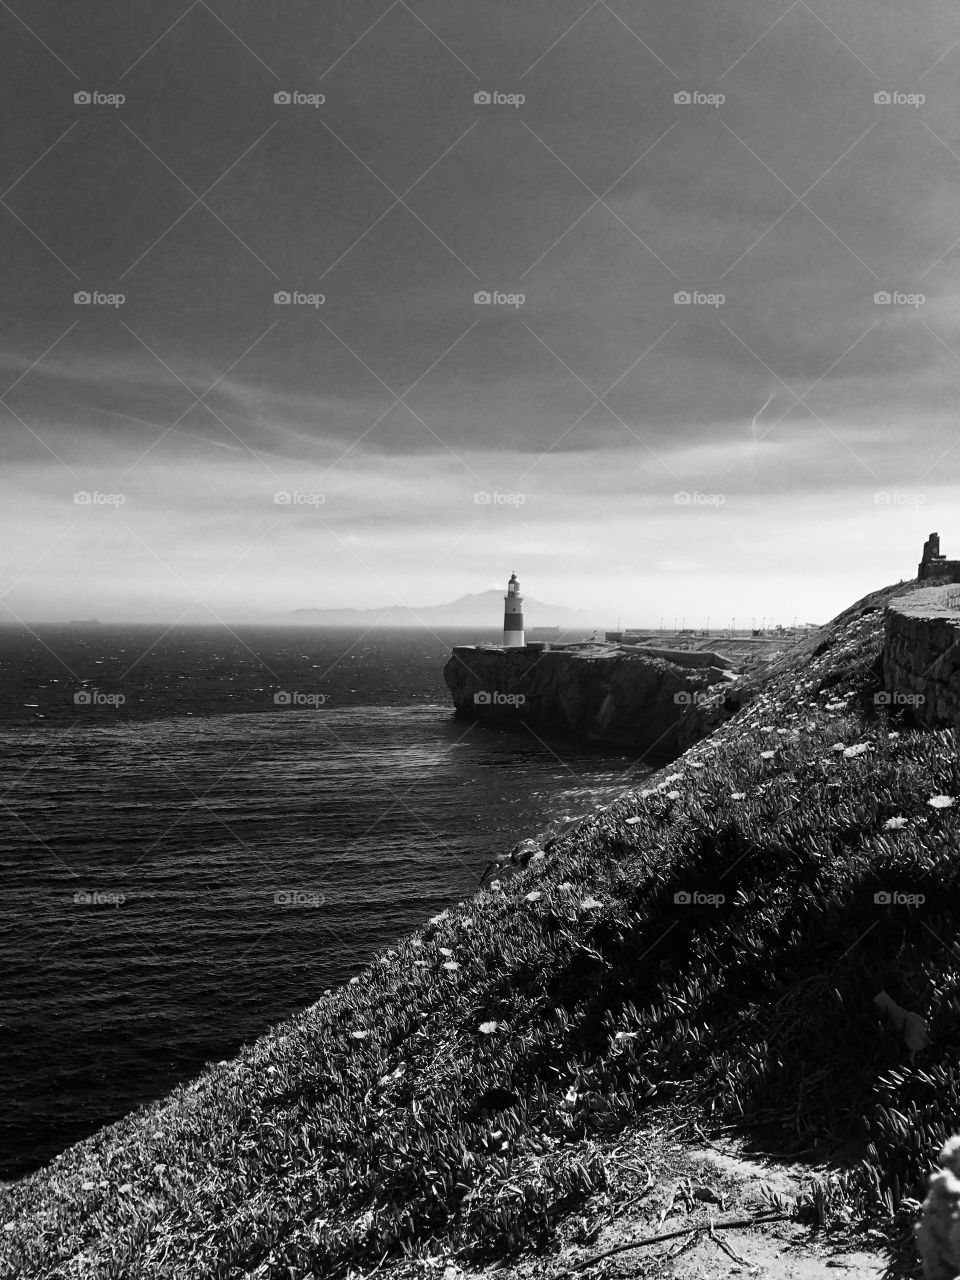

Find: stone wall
<box><xmin>882</xmin><ymin>586</ymin><xmax>960</xmax><ymax>729</ymax></box>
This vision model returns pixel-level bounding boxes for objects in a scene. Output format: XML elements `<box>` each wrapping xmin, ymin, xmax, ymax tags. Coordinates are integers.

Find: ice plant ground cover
<box><xmin>3</xmin><ymin>581</ymin><xmax>959</xmax><ymax>1279</ymax></box>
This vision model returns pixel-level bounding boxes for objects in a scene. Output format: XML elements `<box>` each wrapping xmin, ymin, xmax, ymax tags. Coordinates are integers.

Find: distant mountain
<box><xmin>281</xmin><ymin>589</ymin><xmax>590</xmax><ymax>628</ymax></box>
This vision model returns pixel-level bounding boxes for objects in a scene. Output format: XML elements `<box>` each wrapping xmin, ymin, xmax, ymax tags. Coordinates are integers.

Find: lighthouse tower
<box><xmin>503</xmin><ymin>572</ymin><xmax>524</xmax><ymax>647</ymax></box>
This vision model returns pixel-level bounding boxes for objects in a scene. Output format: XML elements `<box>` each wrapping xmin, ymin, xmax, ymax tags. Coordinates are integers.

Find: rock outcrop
<box><xmin>916</xmin><ymin>1135</ymin><xmax>960</xmax><ymax>1280</ymax></box>
<box><xmin>442</xmin><ymin>643</ymin><xmax>735</xmax><ymax>761</ymax></box>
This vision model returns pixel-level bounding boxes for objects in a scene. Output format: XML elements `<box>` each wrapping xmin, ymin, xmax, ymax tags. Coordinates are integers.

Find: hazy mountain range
<box><xmin>281</xmin><ymin>590</ymin><xmax>592</xmax><ymax>628</ymax></box>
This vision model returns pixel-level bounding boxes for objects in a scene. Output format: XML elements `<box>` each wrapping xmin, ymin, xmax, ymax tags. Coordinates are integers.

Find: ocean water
<box><xmin>0</xmin><ymin>626</ymin><xmax>647</xmax><ymax>1179</ymax></box>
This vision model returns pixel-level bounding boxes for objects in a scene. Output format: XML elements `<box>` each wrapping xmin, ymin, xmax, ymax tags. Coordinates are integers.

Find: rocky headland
<box><xmin>442</xmin><ymin>642</ymin><xmax>739</xmax><ymax>761</ymax></box>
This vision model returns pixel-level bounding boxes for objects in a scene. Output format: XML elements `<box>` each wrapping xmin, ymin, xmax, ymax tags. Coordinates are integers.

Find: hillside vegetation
<box><xmin>3</xmin><ymin>579</ymin><xmax>959</xmax><ymax>1279</ymax></box>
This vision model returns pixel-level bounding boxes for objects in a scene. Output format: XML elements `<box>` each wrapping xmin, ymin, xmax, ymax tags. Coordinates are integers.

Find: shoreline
<box><xmin>3</xmin><ymin>578</ymin><xmax>954</xmax><ymax>1279</ymax></box>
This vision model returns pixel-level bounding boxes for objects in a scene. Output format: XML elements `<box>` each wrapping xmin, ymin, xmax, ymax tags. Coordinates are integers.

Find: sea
<box><xmin>0</xmin><ymin>625</ymin><xmax>648</xmax><ymax>1180</ymax></box>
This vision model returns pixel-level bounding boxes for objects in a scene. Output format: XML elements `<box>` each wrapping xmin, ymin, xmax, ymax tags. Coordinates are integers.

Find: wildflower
<box><xmin>928</xmin><ymin>795</ymin><xmax>955</xmax><ymax>809</ymax></box>
<box><xmin>349</xmin><ymin>976</ymin><xmax>360</xmax><ymax>985</ymax></box>
<box><xmin>883</xmin><ymin>817</ymin><xmax>908</xmax><ymax>831</ymax></box>
<box><xmin>888</xmin><ymin>731</ymin><xmax>900</xmax><ymax>739</ymax></box>
<box><xmin>830</xmin><ymin>743</ymin><xmax>846</xmax><ymax>753</ymax></box>
<box><xmin>479</xmin><ymin>1021</ymin><xmax>499</xmax><ymax>1034</ymax></box>
<box><xmin>687</xmin><ymin>761</ymin><xmax>705</xmax><ymax>769</ymax></box>
<box><xmin>488</xmin><ymin>880</ymin><xmax>501</xmax><ymax>891</ymax></box>
<box><xmin>760</xmin><ymin>750</ymin><xmax>776</xmax><ymax>759</ymax></box>
<box><xmin>439</xmin><ymin>947</ymin><xmax>453</xmax><ymax>956</ymax></box>
<box><xmin>843</xmin><ymin>743</ymin><xmax>870</xmax><ymax>758</ymax></box>
<box><xmin>430</xmin><ymin>911</ymin><xmax>450</xmax><ymax>924</ymax></box>
<box><xmin>414</xmin><ymin>960</ymin><xmax>430</xmax><ymax>967</ymax></box>
<box><xmin>525</xmin><ymin>890</ymin><xmax>542</xmax><ymax>902</ymax></box>
<box><xmin>558</xmin><ymin>881</ymin><xmax>573</xmax><ymax>890</ymax></box>
<box><xmin>730</xmin><ymin>792</ymin><xmax>746</xmax><ymax>801</ymax></box>
<box><xmin>614</xmin><ymin>1030</ymin><xmax>639</xmax><ymax>1040</ymax></box>
<box><xmin>665</xmin><ymin>790</ymin><xmax>682</xmax><ymax>800</ymax></box>
<box><xmin>625</xmin><ymin>816</ymin><xmax>642</xmax><ymax>825</ymax></box>
<box><xmin>350</xmin><ymin>1030</ymin><xmax>369</xmax><ymax>1040</ymax></box>
<box><xmin>442</xmin><ymin>960</ymin><xmax>460</xmax><ymax>971</ymax></box>
<box><xmin>580</xmin><ymin>896</ymin><xmax>602</xmax><ymax>909</ymax></box>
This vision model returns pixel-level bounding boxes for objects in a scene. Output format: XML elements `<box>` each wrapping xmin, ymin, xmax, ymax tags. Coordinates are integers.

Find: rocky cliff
<box><xmin>442</xmin><ymin>643</ymin><xmax>736</xmax><ymax>761</ymax></box>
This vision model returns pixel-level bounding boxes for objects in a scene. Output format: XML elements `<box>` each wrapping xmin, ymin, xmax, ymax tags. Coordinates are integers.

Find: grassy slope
<box><xmin>4</xmin><ymin>579</ymin><xmax>960</xmax><ymax>1280</ymax></box>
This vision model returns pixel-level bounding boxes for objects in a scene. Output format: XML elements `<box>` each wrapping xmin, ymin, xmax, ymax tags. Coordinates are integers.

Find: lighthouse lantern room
<box><xmin>503</xmin><ymin>573</ymin><xmax>525</xmax><ymax>647</ymax></box>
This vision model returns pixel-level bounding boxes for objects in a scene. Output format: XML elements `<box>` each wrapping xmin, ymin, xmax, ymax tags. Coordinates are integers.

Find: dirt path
<box><xmin>375</xmin><ymin>1121</ymin><xmax>896</xmax><ymax>1280</ymax></box>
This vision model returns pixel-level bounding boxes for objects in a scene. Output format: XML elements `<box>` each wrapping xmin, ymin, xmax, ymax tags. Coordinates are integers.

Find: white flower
<box><xmin>888</xmin><ymin>731</ymin><xmax>900</xmax><ymax>739</ymax></box>
<box><xmin>842</xmin><ymin>743</ymin><xmax>870</xmax><ymax>758</ymax></box>
<box><xmin>580</xmin><ymin>896</ymin><xmax>602</xmax><ymax>909</ymax></box>
<box><xmin>479</xmin><ymin>1021</ymin><xmax>499</xmax><ymax>1034</ymax></box>
<box><xmin>760</xmin><ymin>750</ymin><xmax>776</xmax><ymax>760</ymax></box>
<box><xmin>625</xmin><ymin>816</ymin><xmax>642</xmax><ymax>825</ymax></box>
<box><xmin>438</xmin><ymin>946</ymin><xmax>453</xmax><ymax>956</ymax></box>
<box><xmin>665</xmin><ymin>790</ymin><xmax>682</xmax><ymax>800</ymax></box>
<box><xmin>883</xmin><ymin>817</ymin><xmax>908</xmax><ymax>831</ymax></box>
<box><xmin>349</xmin><ymin>976</ymin><xmax>360</xmax><ymax>984</ymax></box>
<box><xmin>525</xmin><ymin>890</ymin><xmax>542</xmax><ymax>902</ymax></box>
<box><xmin>442</xmin><ymin>960</ymin><xmax>460</xmax><ymax>971</ymax></box>
<box><xmin>730</xmin><ymin>792</ymin><xmax>746</xmax><ymax>801</ymax></box>
<box><xmin>350</xmin><ymin>1030</ymin><xmax>369</xmax><ymax>1039</ymax></box>
<box><xmin>558</xmin><ymin>881</ymin><xmax>573</xmax><ymax>890</ymax></box>
<box><xmin>928</xmin><ymin>795</ymin><xmax>955</xmax><ymax>809</ymax></box>
<box><xmin>430</xmin><ymin>911</ymin><xmax>450</xmax><ymax>924</ymax></box>
<box><xmin>488</xmin><ymin>880</ymin><xmax>502</xmax><ymax>891</ymax></box>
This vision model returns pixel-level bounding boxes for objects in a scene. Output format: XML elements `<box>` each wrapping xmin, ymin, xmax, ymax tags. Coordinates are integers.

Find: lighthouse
<box><xmin>503</xmin><ymin>572</ymin><xmax>524</xmax><ymax>647</ymax></box>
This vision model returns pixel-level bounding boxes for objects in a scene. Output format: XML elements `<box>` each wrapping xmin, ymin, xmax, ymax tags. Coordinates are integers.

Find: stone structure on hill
<box><xmin>882</xmin><ymin>584</ymin><xmax>960</xmax><ymax>729</ymax></box>
<box><xmin>918</xmin><ymin>532</ymin><xmax>960</xmax><ymax>582</ymax></box>
<box><xmin>916</xmin><ymin>1135</ymin><xmax>960</xmax><ymax>1280</ymax></box>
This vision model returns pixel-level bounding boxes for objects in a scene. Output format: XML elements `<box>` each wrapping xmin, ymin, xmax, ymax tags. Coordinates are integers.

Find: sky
<box><xmin>2</xmin><ymin>0</ymin><xmax>960</xmax><ymax>627</ymax></box>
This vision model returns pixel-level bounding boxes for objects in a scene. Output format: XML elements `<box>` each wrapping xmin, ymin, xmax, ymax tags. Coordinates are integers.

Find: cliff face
<box><xmin>442</xmin><ymin>644</ymin><xmax>733</xmax><ymax>761</ymax></box>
